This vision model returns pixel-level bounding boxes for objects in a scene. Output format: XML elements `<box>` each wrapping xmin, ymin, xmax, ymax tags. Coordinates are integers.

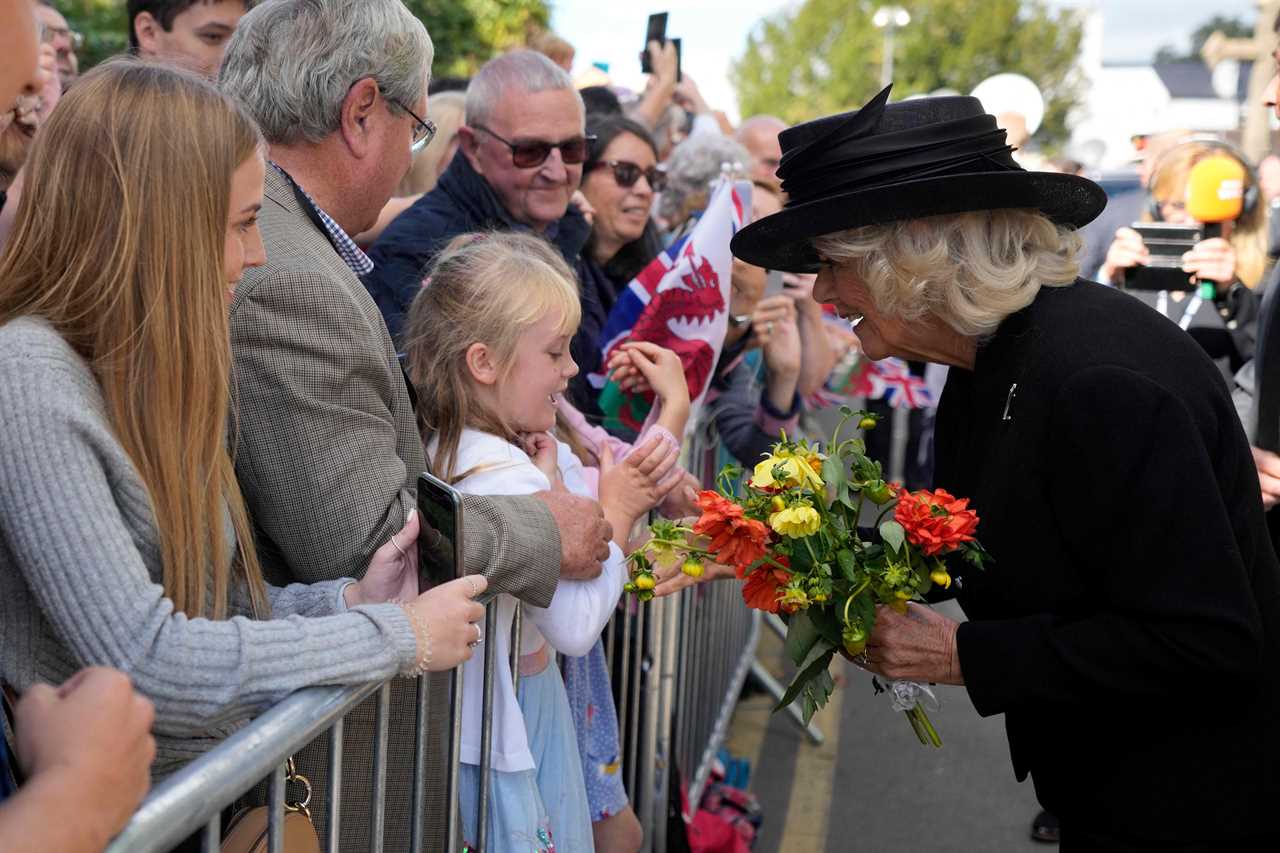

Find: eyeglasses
<box><xmin>472</xmin><ymin>125</ymin><xmax>596</xmax><ymax>168</ymax></box>
<box><xmin>392</xmin><ymin>99</ymin><xmax>437</xmax><ymax>154</ymax></box>
<box><xmin>41</xmin><ymin>23</ymin><xmax>83</xmax><ymax>51</ymax></box>
<box><xmin>592</xmin><ymin>159</ymin><xmax>667</xmax><ymax>192</ymax></box>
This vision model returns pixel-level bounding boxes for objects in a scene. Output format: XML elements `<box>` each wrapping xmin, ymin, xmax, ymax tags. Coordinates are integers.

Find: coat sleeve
<box><xmin>230</xmin><ymin>268</ymin><xmax>414</xmax><ymax>584</ymax></box>
<box><xmin>711</xmin><ymin>358</ymin><xmax>800</xmax><ymax>467</ymax></box>
<box><xmin>957</xmin><ymin>365</ymin><xmax>1267</xmax><ymax>716</ymax></box>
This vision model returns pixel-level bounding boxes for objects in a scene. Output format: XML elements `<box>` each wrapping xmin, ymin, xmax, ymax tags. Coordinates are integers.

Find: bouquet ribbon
<box><xmin>887</xmin><ymin>680</ymin><xmax>940</xmax><ymax>714</ymax></box>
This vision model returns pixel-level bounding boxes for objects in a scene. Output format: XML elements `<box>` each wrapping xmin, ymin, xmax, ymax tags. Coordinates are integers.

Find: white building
<box><xmin>1067</xmin><ymin>5</ymin><xmax>1251</xmax><ymax>169</ymax></box>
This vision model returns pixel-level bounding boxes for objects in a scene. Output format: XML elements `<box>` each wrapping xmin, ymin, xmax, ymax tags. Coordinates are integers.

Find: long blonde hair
<box><xmin>0</xmin><ymin>60</ymin><xmax>269</xmax><ymax>619</ymax></box>
<box><xmin>1148</xmin><ymin>142</ymin><xmax>1270</xmax><ymax>289</ymax></box>
<box><xmin>402</xmin><ymin>232</ymin><xmax>581</xmax><ymax>483</ymax></box>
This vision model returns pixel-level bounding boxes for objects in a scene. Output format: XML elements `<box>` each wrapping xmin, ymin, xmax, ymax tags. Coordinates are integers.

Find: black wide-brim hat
<box><xmin>731</xmin><ymin>85</ymin><xmax>1107</xmax><ymax>273</ymax></box>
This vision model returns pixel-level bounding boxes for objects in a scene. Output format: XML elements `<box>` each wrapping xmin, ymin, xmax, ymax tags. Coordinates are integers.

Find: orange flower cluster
<box><xmin>893</xmin><ymin>487</ymin><xmax>979</xmax><ymax>557</ymax></box>
<box><xmin>692</xmin><ymin>490</ymin><xmax>770</xmax><ymax>574</ymax></box>
<box><xmin>743</xmin><ymin>565</ymin><xmax>792</xmax><ymax>613</ymax></box>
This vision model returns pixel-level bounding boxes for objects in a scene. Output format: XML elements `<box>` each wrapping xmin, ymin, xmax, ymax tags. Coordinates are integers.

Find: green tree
<box><xmin>402</xmin><ymin>0</ymin><xmax>550</xmax><ymax>77</ymax></box>
<box><xmin>1154</xmin><ymin>15</ymin><xmax>1254</xmax><ymax>64</ymax></box>
<box><xmin>732</xmin><ymin>0</ymin><xmax>1084</xmax><ymax>151</ymax></box>
<box><xmin>56</xmin><ymin>0</ymin><xmax>550</xmax><ymax>78</ymax></box>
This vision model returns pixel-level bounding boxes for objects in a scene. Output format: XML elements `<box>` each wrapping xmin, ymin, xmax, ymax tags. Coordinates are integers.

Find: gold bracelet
<box><xmin>398</xmin><ymin>602</ymin><xmax>432</xmax><ymax>676</ymax></box>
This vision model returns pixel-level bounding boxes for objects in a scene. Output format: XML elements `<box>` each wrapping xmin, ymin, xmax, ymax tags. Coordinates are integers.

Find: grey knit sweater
<box><xmin>0</xmin><ymin>317</ymin><xmax>418</xmax><ymax>776</ymax></box>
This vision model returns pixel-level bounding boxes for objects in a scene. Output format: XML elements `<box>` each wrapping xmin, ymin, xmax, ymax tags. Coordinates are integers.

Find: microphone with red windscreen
<box><xmin>1185</xmin><ymin>154</ymin><xmax>1247</xmax><ymax>240</ymax></box>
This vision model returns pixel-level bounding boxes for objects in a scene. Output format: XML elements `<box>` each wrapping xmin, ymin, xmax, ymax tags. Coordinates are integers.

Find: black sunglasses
<box><xmin>472</xmin><ymin>125</ymin><xmax>596</xmax><ymax>168</ymax></box>
<box><xmin>592</xmin><ymin>160</ymin><xmax>667</xmax><ymax>192</ymax></box>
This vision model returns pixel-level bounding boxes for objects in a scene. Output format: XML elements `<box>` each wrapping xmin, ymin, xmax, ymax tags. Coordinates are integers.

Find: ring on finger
<box><xmin>465</xmin><ymin>576</ymin><xmax>480</xmax><ymax>597</ymax></box>
<box><xmin>471</xmin><ymin>622</ymin><xmax>484</xmax><ymax>646</ymax></box>
<box><xmin>766</xmin><ymin>321</ymin><xmax>774</xmax><ymax>334</ymax></box>
<box><xmin>390</xmin><ymin>533</ymin><xmax>407</xmax><ymax>558</ymax></box>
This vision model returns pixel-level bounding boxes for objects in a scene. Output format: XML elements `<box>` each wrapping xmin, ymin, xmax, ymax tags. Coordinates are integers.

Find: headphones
<box><xmin>1145</xmin><ymin>136</ymin><xmax>1260</xmax><ymax>222</ymax></box>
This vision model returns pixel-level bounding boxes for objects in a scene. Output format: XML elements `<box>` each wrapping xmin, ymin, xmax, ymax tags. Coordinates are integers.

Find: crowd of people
<box><xmin>3</xmin><ymin>0</ymin><xmax>1280</xmax><ymax>851</ymax></box>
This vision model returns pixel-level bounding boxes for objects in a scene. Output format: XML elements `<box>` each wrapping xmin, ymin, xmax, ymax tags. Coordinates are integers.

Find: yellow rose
<box><xmin>752</xmin><ymin>455</ymin><xmax>825</xmax><ymax>492</ymax></box>
<box><xmin>769</xmin><ymin>504</ymin><xmax>821</xmax><ymax>538</ymax></box>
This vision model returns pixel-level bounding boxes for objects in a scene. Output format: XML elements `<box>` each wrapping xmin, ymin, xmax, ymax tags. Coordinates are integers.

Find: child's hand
<box><xmin>619</xmin><ymin>342</ymin><xmax>691</xmax><ymax>412</ymax></box>
<box><xmin>658</xmin><ymin>471</ymin><xmax>702</xmax><ymax>519</ymax></box>
<box><xmin>654</xmin><ymin>559</ymin><xmax>737</xmax><ymax>597</ymax></box>
<box><xmin>606</xmin><ymin>346</ymin><xmax>650</xmax><ymax>395</ymax></box>
<box><xmin>519</xmin><ymin>431</ymin><xmax>562</xmax><ymax>487</ymax></box>
<box><xmin>598</xmin><ymin>439</ymin><xmax>681</xmax><ymax>538</ymax></box>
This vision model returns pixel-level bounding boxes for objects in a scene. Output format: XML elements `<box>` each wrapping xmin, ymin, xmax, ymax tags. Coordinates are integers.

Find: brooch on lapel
<box><xmin>1002</xmin><ymin>383</ymin><xmax>1018</xmax><ymax>422</ymax></box>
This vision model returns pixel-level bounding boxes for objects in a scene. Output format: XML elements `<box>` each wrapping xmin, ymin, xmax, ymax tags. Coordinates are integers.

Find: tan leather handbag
<box><xmin>220</xmin><ymin>759</ymin><xmax>320</xmax><ymax>853</ymax></box>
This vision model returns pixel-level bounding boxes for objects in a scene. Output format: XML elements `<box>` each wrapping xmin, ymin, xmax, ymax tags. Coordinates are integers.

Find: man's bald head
<box><xmin>737</xmin><ymin>114</ymin><xmax>786</xmax><ymax>190</ymax></box>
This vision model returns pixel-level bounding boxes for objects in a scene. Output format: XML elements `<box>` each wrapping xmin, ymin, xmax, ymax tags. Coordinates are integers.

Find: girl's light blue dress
<box><xmin>459</xmin><ymin>661</ymin><xmax>594</xmax><ymax>852</ymax></box>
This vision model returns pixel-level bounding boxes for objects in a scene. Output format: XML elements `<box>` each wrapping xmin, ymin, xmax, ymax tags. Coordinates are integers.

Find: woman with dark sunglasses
<box><xmin>565</xmin><ymin>115</ymin><xmax>667</xmax><ymax>424</ymax></box>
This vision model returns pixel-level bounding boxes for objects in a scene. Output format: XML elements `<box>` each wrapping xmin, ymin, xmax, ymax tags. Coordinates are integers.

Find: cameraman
<box><xmin>1101</xmin><ymin>140</ymin><xmax>1268</xmax><ymax>377</ymax></box>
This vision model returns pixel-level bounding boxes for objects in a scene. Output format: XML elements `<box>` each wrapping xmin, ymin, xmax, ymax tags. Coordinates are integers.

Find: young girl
<box><xmin>403</xmin><ymin>232</ymin><xmax>687</xmax><ymax>851</ymax></box>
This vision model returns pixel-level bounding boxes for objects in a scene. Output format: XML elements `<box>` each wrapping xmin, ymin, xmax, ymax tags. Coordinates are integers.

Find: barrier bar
<box><xmin>326</xmin><ymin>717</ymin><xmax>344</xmax><ymax>852</ymax></box>
<box><xmin>369</xmin><ymin>682</ymin><xmax>391</xmax><ymax>853</ymax></box>
<box><xmin>409</xmin><ymin>676</ymin><xmax>429</xmax><ymax>851</ymax></box>
<box><xmin>268</xmin><ymin>762</ymin><xmax>285</xmax><ymax>853</ymax></box>
<box><xmin>475</xmin><ymin>604</ymin><xmax>501</xmax><ymax>852</ymax></box>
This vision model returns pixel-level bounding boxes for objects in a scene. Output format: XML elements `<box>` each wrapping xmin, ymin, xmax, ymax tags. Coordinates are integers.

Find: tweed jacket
<box><xmin>230</xmin><ymin>166</ymin><xmax>561</xmax><ymax>850</ymax></box>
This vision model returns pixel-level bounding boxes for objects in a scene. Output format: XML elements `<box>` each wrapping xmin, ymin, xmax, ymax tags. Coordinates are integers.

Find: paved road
<box><xmin>725</xmin><ymin>602</ymin><xmax>1049</xmax><ymax>853</ymax></box>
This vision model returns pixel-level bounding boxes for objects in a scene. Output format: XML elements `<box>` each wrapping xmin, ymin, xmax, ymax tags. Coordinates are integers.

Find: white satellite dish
<box><xmin>970</xmin><ymin>73</ymin><xmax>1045</xmax><ymax>136</ymax></box>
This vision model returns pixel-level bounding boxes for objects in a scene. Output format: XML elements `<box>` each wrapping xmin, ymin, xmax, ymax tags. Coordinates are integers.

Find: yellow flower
<box><xmin>779</xmin><ymin>585</ymin><xmax>810</xmax><ymax>611</ymax></box>
<box><xmin>769</xmin><ymin>504</ymin><xmax>821</xmax><ymax>538</ymax></box>
<box><xmin>645</xmin><ymin>537</ymin><xmax>683</xmax><ymax>568</ymax></box>
<box><xmin>930</xmin><ymin>568</ymin><xmax>952</xmax><ymax>589</ymax></box>
<box><xmin>752</xmin><ymin>454</ymin><xmax>825</xmax><ymax>492</ymax></box>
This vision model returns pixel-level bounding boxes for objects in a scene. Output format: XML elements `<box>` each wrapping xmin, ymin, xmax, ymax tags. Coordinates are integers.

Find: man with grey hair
<box><xmin>220</xmin><ymin>3</ymin><xmax>611</xmax><ymax>848</ymax></box>
<box><xmin>364</xmin><ymin>49</ymin><xmax>593</xmax><ymax>341</ymax></box>
<box><xmin>736</xmin><ymin>114</ymin><xmax>786</xmax><ymax>192</ymax></box>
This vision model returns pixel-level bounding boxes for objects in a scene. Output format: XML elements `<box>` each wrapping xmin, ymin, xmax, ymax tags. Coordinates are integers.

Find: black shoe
<box><xmin>1031</xmin><ymin>810</ymin><xmax>1060</xmax><ymax>844</ymax></box>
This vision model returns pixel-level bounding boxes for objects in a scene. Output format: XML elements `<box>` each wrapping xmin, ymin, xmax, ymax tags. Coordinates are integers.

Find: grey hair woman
<box><xmin>730</xmin><ymin>85</ymin><xmax>1280</xmax><ymax>849</ymax></box>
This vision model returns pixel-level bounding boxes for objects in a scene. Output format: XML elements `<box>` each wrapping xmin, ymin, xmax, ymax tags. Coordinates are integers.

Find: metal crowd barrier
<box><xmin>106</xmin><ymin>430</ymin><xmax>769</xmax><ymax>852</ymax></box>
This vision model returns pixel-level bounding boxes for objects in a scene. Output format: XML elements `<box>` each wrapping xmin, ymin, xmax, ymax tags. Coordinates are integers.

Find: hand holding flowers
<box><xmin>624</xmin><ymin>408</ymin><xmax>989</xmax><ymax>745</ymax></box>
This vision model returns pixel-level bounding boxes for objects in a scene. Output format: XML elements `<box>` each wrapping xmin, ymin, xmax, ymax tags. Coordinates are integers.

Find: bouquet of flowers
<box><xmin>625</xmin><ymin>408</ymin><xmax>988</xmax><ymax>746</ymax></box>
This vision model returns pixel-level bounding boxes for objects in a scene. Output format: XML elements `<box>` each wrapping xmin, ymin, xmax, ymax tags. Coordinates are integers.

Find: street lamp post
<box><xmin>873</xmin><ymin>5</ymin><xmax>911</xmax><ymax>88</ymax></box>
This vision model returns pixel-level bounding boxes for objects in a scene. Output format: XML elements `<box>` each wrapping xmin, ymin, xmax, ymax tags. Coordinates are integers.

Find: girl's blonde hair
<box><xmin>812</xmin><ymin>209</ymin><xmax>1082</xmax><ymax>338</ymax></box>
<box><xmin>1147</xmin><ymin>142</ymin><xmax>1270</xmax><ymax>289</ymax></box>
<box><xmin>402</xmin><ymin>232</ymin><xmax>581</xmax><ymax>483</ymax></box>
<box><xmin>0</xmin><ymin>60</ymin><xmax>269</xmax><ymax>620</ymax></box>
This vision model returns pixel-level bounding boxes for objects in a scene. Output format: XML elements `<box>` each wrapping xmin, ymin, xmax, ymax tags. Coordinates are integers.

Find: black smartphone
<box><xmin>417</xmin><ymin>471</ymin><xmax>462</xmax><ymax>590</ymax></box>
<box><xmin>672</xmin><ymin>36</ymin><xmax>683</xmax><ymax>83</ymax></box>
<box><xmin>1123</xmin><ymin>222</ymin><xmax>1202</xmax><ymax>292</ymax></box>
<box><xmin>640</xmin><ymin>12</ymin><xmax>668</xmax><ymax>73</ymax></box>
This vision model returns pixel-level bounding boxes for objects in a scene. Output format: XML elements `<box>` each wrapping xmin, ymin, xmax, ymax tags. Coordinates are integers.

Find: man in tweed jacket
<box><xmin>220</xmin><ymin>1</ymin><xmax>612</xmax><ymax>848</ymax></box>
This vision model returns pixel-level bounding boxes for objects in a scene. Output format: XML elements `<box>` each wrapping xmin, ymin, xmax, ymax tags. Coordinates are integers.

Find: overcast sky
<box><xmin>550</xmin><ymin>0</ymin><xmax>1264</xmax><ymax>121</ymax></box>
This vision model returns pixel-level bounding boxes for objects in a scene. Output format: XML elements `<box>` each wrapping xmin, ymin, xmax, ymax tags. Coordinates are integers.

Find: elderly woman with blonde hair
<box><xmin>731</xmin><ymin>86</ymin><xmax>1280</xmax><ymax>850</ymax></box>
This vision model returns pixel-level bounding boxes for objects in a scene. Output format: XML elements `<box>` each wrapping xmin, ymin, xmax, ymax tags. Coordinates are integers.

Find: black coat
<box><xmin>940</xmin><ymin>280</ymin><xmax>1280</xmax><ymax>843</ymax></box>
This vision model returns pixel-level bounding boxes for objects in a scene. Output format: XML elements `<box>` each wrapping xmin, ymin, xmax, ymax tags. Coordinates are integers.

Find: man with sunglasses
<box><xmin>364</xmin><ymin>49</ymin><xmax>595</xmax><ymax>342</ymax></box>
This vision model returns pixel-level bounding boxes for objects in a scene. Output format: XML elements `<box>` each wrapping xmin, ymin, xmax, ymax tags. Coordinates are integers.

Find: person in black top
<box><xmin>732</xmin><ymin>86</ymin><xmax>1280</xmax><ymax>851</ymax></box>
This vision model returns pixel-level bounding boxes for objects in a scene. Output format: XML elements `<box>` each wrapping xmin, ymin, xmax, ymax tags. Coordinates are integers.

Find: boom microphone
<box><xmin>1186</xmin><ymin>154</ymin><xmax>1246</xmax><ymax>240</ymax></box>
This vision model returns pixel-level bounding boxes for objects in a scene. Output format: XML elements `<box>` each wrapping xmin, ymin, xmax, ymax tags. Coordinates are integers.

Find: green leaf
<box><xmin>784</xmin><ymin>609</ymin><xmax>821</xmax><ymax>667</ymax></box>
<box><xmin>836</xmin><ymin>549</ymin><xmax>857</xmax><ymax>582</ymax></box>
<box><xmin>810</xmin><ymin>607</ymin><xmax>843</xmax><ymax>647</ymax></box>
<box><xmin>774</xmin><ymin>648</ymin><xmax>836</xmax><ymax>715</ymax></box>
<box><xmin>821</xmin><ymin>454</ymin><xmax>846</xmax><ymax>492</ymax></box>
<box><xmin>879</xmin><ymin>520</ymin><xmax>905</xmax><ymax>554</ymax></box>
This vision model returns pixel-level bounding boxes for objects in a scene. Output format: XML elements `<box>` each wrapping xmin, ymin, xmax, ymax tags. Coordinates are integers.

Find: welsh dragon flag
<box><xmin>589</xmin><ymin>179</ymin><xmax>752</xmax><ymax>433</ymax></box>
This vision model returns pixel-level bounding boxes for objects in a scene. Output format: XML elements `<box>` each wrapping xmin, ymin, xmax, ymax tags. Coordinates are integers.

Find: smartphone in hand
<box><xmin>417</xmin><ymin>472</ymin><xmax>463</xmax><ymax>590</ymax></box>
<box><xmin>640</xmin><ymin>12</ymin><xmax>668</xmax><ymax>73</ymax></box>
